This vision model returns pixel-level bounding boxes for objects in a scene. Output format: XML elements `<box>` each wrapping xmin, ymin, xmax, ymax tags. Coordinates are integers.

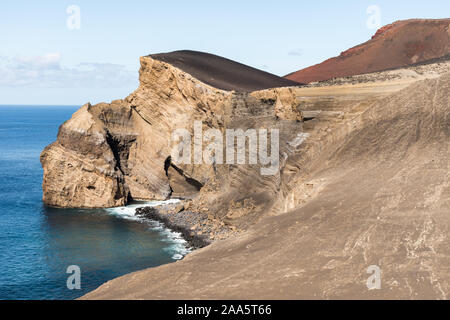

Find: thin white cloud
<box><xmin>15</xmin><ymin>53</ymin><xmax>62</xmax><ymax>70</ymax></box>
<box><xmin>0</xmin><ymin>53</ymin><xmax>136</xmax><ymax>88</ymax></box>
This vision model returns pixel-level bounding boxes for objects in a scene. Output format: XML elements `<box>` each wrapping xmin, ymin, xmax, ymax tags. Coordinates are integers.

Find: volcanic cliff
<box><xmin>40</xmin><ymin>50</ymin><xmax>303</xmax><ymax>229</ymax></box>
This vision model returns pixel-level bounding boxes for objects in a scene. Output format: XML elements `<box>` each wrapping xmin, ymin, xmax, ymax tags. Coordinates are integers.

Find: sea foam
<box><xmin>104</xmin><ymin>199</ymin><xmax>190</xmax><ymax>259</ymax></box>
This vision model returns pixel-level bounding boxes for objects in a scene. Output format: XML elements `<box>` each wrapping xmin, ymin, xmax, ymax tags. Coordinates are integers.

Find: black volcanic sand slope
<box><xmin>149</xmin><ymin>50</ymin><xmax>302</xmax><ymax>92</ymax></box>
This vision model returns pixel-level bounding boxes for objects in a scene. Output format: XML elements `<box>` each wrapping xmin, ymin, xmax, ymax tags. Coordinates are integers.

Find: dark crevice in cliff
<box><xmin>106</xmin><ymin>132</ymin><xmax>124</xmax><ymax>174</ymax></box>
<box><xmin>105</xmin><ymin>131</ymin><xmax>136</xmax><ymax>175</ymax></box>
<box><xmin>164</xmin><ymin>156</ymin><xmax>172</xmax><ymax>173</ymax></box>
<box><xmin>106</xmin><ymin>132</ymin><xmax>136</xmax><ymax>203</ymax></box>
<box><xmin>164</xmin><ymin>156</ymin><xmax>174</xmax><ymax>198</ymax></box>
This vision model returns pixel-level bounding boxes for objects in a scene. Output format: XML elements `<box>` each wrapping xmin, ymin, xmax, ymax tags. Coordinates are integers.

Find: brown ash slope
<box><xmin>83</xmin><ymin>71</ymin><xmax>450</xmax><ymax>300</ymax></box>
<box><xmin>286</xmin><ymin>19</ymin><xmax>450</xmax><ymax>83</ymax></box>
<box><xmin>150</xmin><ymin>50</ymin><xmax>301</xmax><ymax>91</ymax></box>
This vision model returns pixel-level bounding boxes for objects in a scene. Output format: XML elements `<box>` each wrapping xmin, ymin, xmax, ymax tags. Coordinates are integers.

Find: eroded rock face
<box><xmin>41</xmin><ymin>55</ymin><xmax>302</xmax><ymax>224</ymax></box>
<box><xmin>40</xmin><ymin>102</ymin><xmax>132</xmax><ymax>208</ymax></box>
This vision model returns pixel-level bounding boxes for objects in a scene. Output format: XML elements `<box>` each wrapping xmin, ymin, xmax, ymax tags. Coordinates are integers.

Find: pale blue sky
<box><xmin>0</xmin><ymin>0</ymin><xmax>448</xmax><ymax>105</ymax></box>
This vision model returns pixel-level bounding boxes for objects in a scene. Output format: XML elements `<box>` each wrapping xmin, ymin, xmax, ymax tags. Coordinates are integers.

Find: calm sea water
<box><xmin>0</xmin><ymin>105</ymin><xmax>188</xmax><ymax>300</ymax></box>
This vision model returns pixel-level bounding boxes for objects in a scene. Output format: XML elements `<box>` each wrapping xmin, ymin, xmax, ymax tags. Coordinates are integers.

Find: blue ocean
<box><xmin>0</xmin><ymin>105</ymin><xmax>188</xmax><ymax>300</ymax></box>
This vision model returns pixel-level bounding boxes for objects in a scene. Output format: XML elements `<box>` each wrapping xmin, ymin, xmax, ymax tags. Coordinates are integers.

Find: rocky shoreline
<box><xmin>136</xmin><ymin>201</ymin><xmax>240</xmax><ymax>250</ymax></box>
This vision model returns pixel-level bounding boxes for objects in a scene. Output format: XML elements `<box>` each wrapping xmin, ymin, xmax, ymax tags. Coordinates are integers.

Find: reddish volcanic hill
<box><xmin>285</xmin><ymin>19</ymin><xmax>450</xmax><ymax>83</ymax></box>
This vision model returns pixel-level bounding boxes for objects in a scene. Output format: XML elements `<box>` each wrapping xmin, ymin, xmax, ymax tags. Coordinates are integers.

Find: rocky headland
<box><xmin>41</xmin><ymin>50</ymin><xmax>304</xmax><ymax>234</ymax></box>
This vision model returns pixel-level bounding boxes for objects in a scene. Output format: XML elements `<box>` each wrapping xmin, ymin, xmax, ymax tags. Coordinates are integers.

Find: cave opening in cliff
<box><xmin>164</xmin><ymin>156</ymin><xmax>204</xmax><ymax>199</ymax></box>
<box><xmin>164</xmin><ymin>156</ymin><xmax>174</xmax><ymax>198</ymax></box>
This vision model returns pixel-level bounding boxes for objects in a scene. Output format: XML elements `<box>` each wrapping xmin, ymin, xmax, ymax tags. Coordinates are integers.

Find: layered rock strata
<box><xmin>41</xmin><ymin>51</ymin><xmax>303</xmax><ymax>229</ymax></box>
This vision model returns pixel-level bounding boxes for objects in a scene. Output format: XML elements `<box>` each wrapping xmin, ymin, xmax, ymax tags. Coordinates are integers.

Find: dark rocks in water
<box><xmin>136</xmin><ymin>206</ymin><xmax>210</xmax><ymax>250</ymax></box>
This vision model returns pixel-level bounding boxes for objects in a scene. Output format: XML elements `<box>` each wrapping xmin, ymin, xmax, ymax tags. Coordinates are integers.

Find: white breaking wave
<box><xmin>104</xmin><ymin>199</ymin><xmax>180</xmax><ymax>221</ymax></box>
<box><xmin>104</xmin><ymin>199</ymin><xmax>190</xmax><ymax>259</ymax></box>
